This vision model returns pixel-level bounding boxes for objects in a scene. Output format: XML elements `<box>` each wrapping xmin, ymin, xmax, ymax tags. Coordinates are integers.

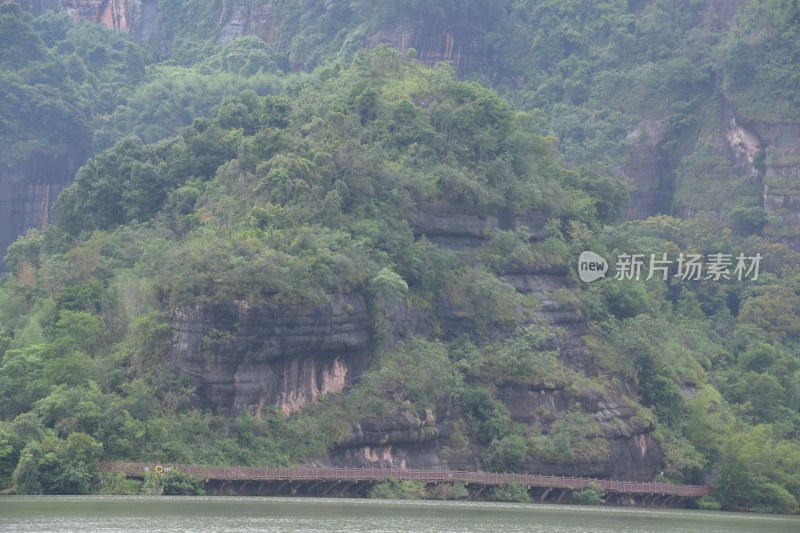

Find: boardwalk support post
<box><xmin>308</xmin><ymin>480</ymin><xmax>326</xmax><ymax>494</ymax></box>
<box><xmin>322</xmin><ymin>480</ymin><xmax>340</xmax><ymax>496</ymax></box>
<box><xmin>338</xmin><ymin>482</ymin><xmax>355</xmax><ymax>496</ymax></box>
<box><xmin>356</xmin><ymin>482</ymin><xmax>371</xmax><ymax>496</ymax></box>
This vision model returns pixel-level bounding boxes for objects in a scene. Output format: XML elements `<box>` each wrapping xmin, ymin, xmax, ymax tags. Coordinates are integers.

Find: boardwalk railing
<box><xmin>101</xmin><ymin>462</ymin><xmax>711</xmax><ymax>497</ymax></box>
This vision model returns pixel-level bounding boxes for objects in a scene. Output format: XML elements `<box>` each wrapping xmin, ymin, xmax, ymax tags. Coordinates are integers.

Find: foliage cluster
<box><xmin>158</xmin><ymin>470</ymin><xmax>206</xmax><ymax>496</ymax></box>
<box><xmin>582</xmin><ymin>215</ymin><xmax>800</xmax><ymax>513</ymax></box>
<box><xmin>367</xmin><ymin>477</ymin><xmax>426</xmax><ymax>500</ymax></box>
<box><xmin>489</xmin><ymin>481</ymin><xmax>530</xmax><ymax>503</ymax></box>
<box><xmin>570</xmin><ymin>482</ymin><xmax>605</xmax><ymax>506</ymax></box>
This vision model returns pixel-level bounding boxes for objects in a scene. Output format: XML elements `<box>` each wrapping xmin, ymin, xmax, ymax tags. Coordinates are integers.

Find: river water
<box><xmin>1</xmin><ymin>496</ymin><xmax>798</xmax><ymax>532</ymax></box>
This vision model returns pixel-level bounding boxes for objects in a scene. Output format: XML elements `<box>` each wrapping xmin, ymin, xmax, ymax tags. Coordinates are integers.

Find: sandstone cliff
<box><xmin>366</xmin><ymin>20</ymin><xmax>487</xmax><ymax>77</ymax></box>
<box><xmin>168</xmin><ymin>293</ymin><xmax>371</xmax><ymax>414</ymax></box>
<box><xmin>634</xmin><ymin>99</ymin><xmax>800</xmax><ymax>248</ymax></box>
<box><xmin>167</xmin><ymin>203</ymin><xmax>662</xmax><ymax>480</ymax></box>
<box><xmin>18</xmin><ymin>0</ymin><xmax>275</xmax><ymax>44</ymax></box>
<box><xmin>0</xmin><ymin>149</ymin><xmax>86</xmax><ymax>270</ymax></box>
<box><xmin>215</xmin><ymin>1</ymin><xmax>277</xmax><ymax>46</ymax></box>
<box><xmin>729</xmin><ymin>113</ymin><xmax>800</xmax><ymax>248</ymax></box>
<box><xmin>19</xmin><ymin>0</ymin><xmax>157</xmax><ymax>40</ymax></box>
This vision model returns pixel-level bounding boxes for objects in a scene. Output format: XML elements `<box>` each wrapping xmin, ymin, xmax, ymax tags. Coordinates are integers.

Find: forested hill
<box><xmin>1</xmin><ymin>0</ymin><xmax>800</xmax><ymax>514</ymax></box>
<box><xmin>8</xmin><ymin>0</ymin><xmax>800</xmax><ymax>252</ymax></box>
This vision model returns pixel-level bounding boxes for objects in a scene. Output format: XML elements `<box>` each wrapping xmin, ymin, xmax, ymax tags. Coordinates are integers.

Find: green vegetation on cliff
<box><xmin>1</xmin><ymin>0</ymin><xmax>800</xmax><ymax>515</ymax></box>
<box><xmin>1</xmin><ymin>38</ymin><xmax>617</xmax><ymax>495</ymax></box>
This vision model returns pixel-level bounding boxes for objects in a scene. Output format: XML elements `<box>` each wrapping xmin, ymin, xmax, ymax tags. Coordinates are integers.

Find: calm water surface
<box><xmin>1</xmin><ymin>496</ymin><xmax>798</xmax><ymax>533</ymax></box>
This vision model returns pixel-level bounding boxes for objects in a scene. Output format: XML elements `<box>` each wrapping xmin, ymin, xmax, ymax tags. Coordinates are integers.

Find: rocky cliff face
<box><xmin>216</xmin><ymin>1</ymin><xmax>277</xmax><ymax>45</ymax></box>
<box><xmin>622</xmin><ymin>98</ymin><xmax>800</xmax><ymax>249</ymax></box>
<box><xmin>168</xmin><ymin>293</ymin><xmax>371</xmax><ymax>414</ymax></box>
<box><xmin>19</xmin><ymin>1</ymin><xmax>489</xmax><ymax>75</ymax></box>
<box><xmin>366</xmin><ymin>20</ymin><xmax>487</xmax><ymax>77</ymax></box>
<box><xmin>0</xmin><ymin>149</ymin><xmax>86</xmax><ymax>270</ymax></box>
<box><xmin>19</xmin><ymin>0</ymin><xmax>274</xmax><ymax>44</ymax></box>
<box><xmin>320</xmin><ymin>375</ymin><xmax>660</xmax><ymax>479</ymax></box>
<box><xmin>413</xmin><ymin>201</ymin><xmax>548</xmax><ymax>249</ymax></box>
<box><xmin>618</xmin><ymin>4</ymin><xmax>800</xmax><ymax>248</ymax></box>
<box><xmin>325</xmin><ymin>408</ymin><xmax>444</xmax><ymax>470</ymax></box>
<box><xmin>621</xmin><ymin>115</ymin><xmax>671</xmax><ymax>219</ymax></box>
<box><xmin>167</xmin><ymin>202</ymin><xmax>661</xmax><ymax>480</ymax></box>
<box><xmin>736</xmin><ymin>115</ymin><xmax>800</xmax><ymax>248</ymax></box>
<box><xmin>497</xmin><ymin>385</ymin><xmax>661</xmax><ymax>480</ymax></box>
<box><xmin>19</xmin><ymin>0</ymin><xmax>157</xmax><ymax>41</ymax></box>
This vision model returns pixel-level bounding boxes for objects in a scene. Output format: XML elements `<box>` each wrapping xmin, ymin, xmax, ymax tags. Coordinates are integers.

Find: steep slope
<box><xmin>2</xmin><ymin>1</ymin><xmax>800</xmax><ymax>513</ymax></box>
<box><xmin>0</xmin><ymin>150</ymin><xmax>86</xmax><ymax>273</ymax></box>
<box><xmin>0</xmin><ymin>2</ymin><xmax>283</xmax><ymax>269</ymax></box>
<box><xmin>0</xmin><ymin>3</ymin><xmax>145</xmax><ymax>269</ymax></box>
<box><xmin>0</xmin><ymin>49</ymin><xmax>668</xmax><ymax>489</ymax></box>
<box><xmin>8</xmin><ymin>0</ymin><xmax>800</xmax><ymax>273</ymax></box>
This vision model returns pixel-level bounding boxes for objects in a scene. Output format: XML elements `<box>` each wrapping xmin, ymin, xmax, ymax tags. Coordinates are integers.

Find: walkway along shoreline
<box><xmin>101</xmin><ymin>462</ymin><xmax>711</xmax><ymax>505</ymax></box>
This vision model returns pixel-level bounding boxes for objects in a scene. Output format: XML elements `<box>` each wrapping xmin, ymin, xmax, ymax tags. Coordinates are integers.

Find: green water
<box><xmin>1</xmin><ymin>496</ymin><xmax>798</xmax><ymax>532</ymax></box>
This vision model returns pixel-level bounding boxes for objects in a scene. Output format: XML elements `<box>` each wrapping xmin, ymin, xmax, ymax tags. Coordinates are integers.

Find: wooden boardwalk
<box><xmin>101</xmin><ymin>462</ymin><xmax>711</xmax><ymax>498</ymax></box>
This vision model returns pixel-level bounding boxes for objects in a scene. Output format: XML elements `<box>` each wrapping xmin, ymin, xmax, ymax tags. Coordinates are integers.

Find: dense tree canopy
<box><xmin>0</xmin><ymin>0</ymin><xmax>799</xmax><ymax>514</ymax></box>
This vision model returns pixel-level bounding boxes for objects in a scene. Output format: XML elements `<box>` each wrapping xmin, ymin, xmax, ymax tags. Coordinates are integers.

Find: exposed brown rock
<box><xmin>0</xmin><ymin>150</ymin><xmax>85</xmax><ymax>271</ymax></box>
<box><xmin>366</xmin><ymin>20</ymin><xmax>487</xmax><ymax>77</ymax></box>
<box><xmin>413</xmin><ymin>201</ymin><xmax>547</xmax><ymax>249</ymax></box>
<box><xmin>168</xmin><ymin>293</ymin><xmax>371</xmax><ymax>414</ymax></box>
